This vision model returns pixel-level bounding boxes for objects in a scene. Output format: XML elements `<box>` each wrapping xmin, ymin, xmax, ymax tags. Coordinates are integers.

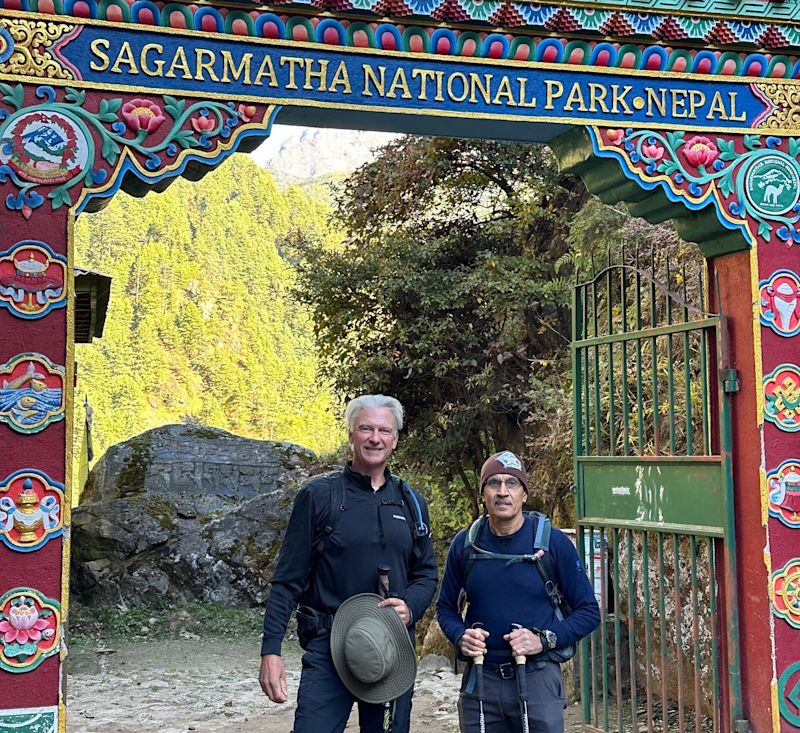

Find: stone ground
<box><xmin>65</xmin><ymin>637</ymin><xmax>585</xmax><ymax>732</ymax></box>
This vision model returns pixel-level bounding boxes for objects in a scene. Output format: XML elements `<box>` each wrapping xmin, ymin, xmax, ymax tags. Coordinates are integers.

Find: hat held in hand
<box><xmin>330</xmin><ymin>593</ymin><xmax>417</xmax><ymax>704</ymax></box>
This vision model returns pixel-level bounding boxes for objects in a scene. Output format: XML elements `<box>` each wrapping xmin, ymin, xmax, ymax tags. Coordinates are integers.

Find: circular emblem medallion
<box><xmin>768</xmin><ymin>458</ymin><xmax>800</xmax><ymax>528</ymax></box>
<box><xmin>0</xmin><ymin>241</ymin><xmax>67</xmax><ymax>319</ymax></box>
<box><xmin>764</xmin><ymin>363</ymin><xmax>800</xmax><ymax>432</ymax></box>
<box><xmin>759</xmin><ymin>269</ymin><xmax>800</xmax><ymax>338</ymax></box>
<box><xmin>772</xmin><ymin>558</ymin><xmax>800</xmax><ymax>628</ymax></box>
<box><xmin>0</xmin><ymin>110</ymin><xmax>88</xmax><ymax>185</ymax></box>
<box><xmin>744</xmin><ymin>154</ymin><xmax>800</xmax><ymax>217</ymax></box>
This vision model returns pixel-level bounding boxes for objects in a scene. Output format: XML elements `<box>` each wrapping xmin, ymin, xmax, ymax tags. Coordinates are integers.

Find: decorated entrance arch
<box><xmin>0</xmin><ymin>0</ymin><xmax>798</xmax><ymax>731</ymax></box>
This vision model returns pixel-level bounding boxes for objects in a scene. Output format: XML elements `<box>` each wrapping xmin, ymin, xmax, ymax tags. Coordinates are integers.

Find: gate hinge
<box><xmin>721</xmin><ymin>368</ymin><xmax>740</xmax><ymax>393</ymax></box>
<box><xmin>733</xmin><ymin>719</ymin><xmax>751</xmax><ymax>733</ymax></box>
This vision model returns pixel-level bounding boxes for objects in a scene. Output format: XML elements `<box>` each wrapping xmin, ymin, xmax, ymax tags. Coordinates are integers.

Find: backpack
<box><xmin>460</xmin><ymin>511</ymin><xmax>576</xmax><ymax>664</ymax></box>
<box><xmin>296</xmin><ymin>471</ymin><xmax>429</xmax><ymax>648</ymax></box>
<box><xmin>315</xmin><ymin>471</ymin><xmax>429</xmax><ymax>547</ymax></box>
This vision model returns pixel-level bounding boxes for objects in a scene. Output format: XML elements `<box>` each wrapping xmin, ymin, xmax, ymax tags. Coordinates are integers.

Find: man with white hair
<box><xmin>259</xmin><ymin>394</ymin><xmax>438</xmax><ymax>733</ymax></box>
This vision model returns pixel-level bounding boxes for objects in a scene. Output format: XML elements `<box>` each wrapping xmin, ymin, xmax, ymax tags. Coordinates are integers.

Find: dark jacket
<box><xmin>261</xmin><ymin>463</ymin><xmax>438</xmax><ymax>655</ymax></box>
<box><xmin>436</xmin><ymin>514</ymin><xmax>600</xmax><ymax>664</ymax></box>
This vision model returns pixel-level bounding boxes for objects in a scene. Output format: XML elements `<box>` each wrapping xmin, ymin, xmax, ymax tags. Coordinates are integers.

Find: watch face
<box><xmin>545</xmin><ymin>630</ymin><xmax>557</xmax><ymax>648</ymax></box>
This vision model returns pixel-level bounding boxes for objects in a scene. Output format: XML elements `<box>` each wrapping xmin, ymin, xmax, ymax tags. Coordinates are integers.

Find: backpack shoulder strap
<box><xmin>311</xmin><ymin>471</ymin><xmax>343</xmax><ymax>553</ymax></box>
<box><xmin>458</xmin><ymin>515</ymin><xmax>486</xmax><ymax>613</ymax></box>
<box><xmin>461</xmin><ymin>515</ymin><xmax>487</xmax><ymax>590</ymax></box>
<box><xmin>466</xmin><ymin>515</ymin><xmax>485</xmax><ymax>549</ymax></box>
<box><xmin>392</xmin><ymin>475</ymin><xmax>429</xmax><ymax>540</ymax></box>
<box><xmin>530</xmin><ymin>511</ymin><xmax>552</xmax><ymax>552</ymax></box>
<box><xmin>529</xmin><ymin>516</ymin><xmax>572</xmax><ymax>619</ymax></box>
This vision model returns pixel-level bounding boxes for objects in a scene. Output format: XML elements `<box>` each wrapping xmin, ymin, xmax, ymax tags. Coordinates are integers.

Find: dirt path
<box><xmin>66</xmin><ymin>638</ymin><xmax>583</xmax><ymax>732</ymax></box>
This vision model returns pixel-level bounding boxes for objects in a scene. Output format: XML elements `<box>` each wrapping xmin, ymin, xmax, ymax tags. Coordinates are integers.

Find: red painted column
<box><xmin>589</xmin><ymin>126</ymin><xmax>800</xmax><ymax>733</ymax></box>
<box><xmin>0</xmin><ymin>205</ymin><xmax>72</xmax><ymax>722</ymax></box>
<box><xmin>703</xmin><ymin>222</ymin><xmax>800</xmax><ymax>733</ymax></box>
<box><xmin>0</xmin><ymin>79</ymin><xmax>274</xmax><ymax>731</ymax></box>
<box><xmin>750</xmin><ymin>235</ymin><xmax>800</xmax><ymax>733</ymax></box>
<box><xmin>711</xmin><ymin>249</ymin><xmax>774</xmax><ymax>733</ymax></box>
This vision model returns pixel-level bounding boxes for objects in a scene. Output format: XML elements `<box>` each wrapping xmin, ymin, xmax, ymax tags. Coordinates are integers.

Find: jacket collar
<box><xmin>344</xmin><ymin>462</ymin><xmax>393</xmax><ymax>491</ymax></box>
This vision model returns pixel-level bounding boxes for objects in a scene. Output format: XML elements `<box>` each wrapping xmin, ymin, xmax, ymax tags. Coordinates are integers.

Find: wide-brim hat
<box><xmin>330</xmin><ymin>593</ymin><xmax>417</xmax><ymax>704</ymax></box>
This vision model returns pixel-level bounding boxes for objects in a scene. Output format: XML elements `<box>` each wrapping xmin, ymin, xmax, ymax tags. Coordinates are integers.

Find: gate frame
<box><xmin>0</xmin><ymin>3</ymin><xmax>797</xmax><ymax>732</ymax></box>
<box><xmin>571</xmin><ymin>258</ymin><xmax>745</xmax><ymax>733</ymax></box>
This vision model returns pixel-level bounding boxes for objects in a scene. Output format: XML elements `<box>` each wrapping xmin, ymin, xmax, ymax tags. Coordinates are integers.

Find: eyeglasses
<box><xmin>485</xmin><ymin>477</ymin><xmax>523</xmax><ymax>490</ymax></box>
<box><xmin>356</xmin><ymin>425</ymin><xmax>396</xmax><ymax>437</ymax></box>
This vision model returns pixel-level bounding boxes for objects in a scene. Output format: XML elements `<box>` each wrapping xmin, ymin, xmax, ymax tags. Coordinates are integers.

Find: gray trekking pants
<box><xmin>458</xmin><ymin>659</ymin><xmax>565</xmax><ymax>733</ymax></box>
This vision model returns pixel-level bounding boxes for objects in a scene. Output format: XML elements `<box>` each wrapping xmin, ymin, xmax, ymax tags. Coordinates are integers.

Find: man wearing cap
<box><xmin>259</xmin><ymin>394</ymin><xmax>438</xmax><ymax>733</ymax></box>
<box><xmin>437</xmin><ymin>451</ymin><xmax>600</xmax><ymax>733</ymax></box>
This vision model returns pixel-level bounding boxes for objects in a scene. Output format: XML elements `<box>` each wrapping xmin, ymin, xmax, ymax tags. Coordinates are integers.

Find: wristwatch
<box><xmin>538</xmin><ymin>629</ymin><xmax>557</xmax><ymax>651</ymax></box>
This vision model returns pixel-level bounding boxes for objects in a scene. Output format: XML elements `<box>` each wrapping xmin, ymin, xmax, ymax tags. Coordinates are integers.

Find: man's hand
<box><xmin>259</xmin><ymin>654</ymin><xmax>288</xmax><ymax>703</ymax></box>
<box><xmin>459</xmin><ymin>627</ymin><xmax>490</xmax><ymax>658</ymax></box>
<box><xmin>503</xmin><ymin>627</ymin><xmax>543</xmax><ymax>658</ymax></box>
<box><xmin>377</xmin><ymin>597</ymin><xmax>412</xmax><ymax>626</ymax></box>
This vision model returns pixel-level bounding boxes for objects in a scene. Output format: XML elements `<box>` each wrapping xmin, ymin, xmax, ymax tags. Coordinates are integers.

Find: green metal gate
<box><xmin>572</xmin><ymin>254</ymin><xmax>746</xmax><ymax>733</ymax></box>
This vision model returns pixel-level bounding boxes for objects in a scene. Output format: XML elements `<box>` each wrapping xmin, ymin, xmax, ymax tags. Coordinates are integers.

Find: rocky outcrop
<box><xmin>71</xmin><ymin>424</ymin><xmax>317</xmax><ymax>607</ymax></box>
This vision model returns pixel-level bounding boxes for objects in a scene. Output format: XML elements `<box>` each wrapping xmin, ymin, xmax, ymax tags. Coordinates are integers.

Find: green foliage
<box><xmin>73</xmin><ymin>155</ymin><xmax>345</xmax><ymax>494</ymax></box>
<box><xmin>293</xmin><ymin>136</ymin><xmax>701</xmax><ymax>526</ymax></box>
<box><xmin>293</xmin><ymin>137</ymin><xmax>593</xmax><ymax>519</ymax></box>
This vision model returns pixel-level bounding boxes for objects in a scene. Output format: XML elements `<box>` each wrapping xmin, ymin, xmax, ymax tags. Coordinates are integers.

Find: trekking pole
<box><xmin>377</xmin><ymin>566</ymin><xmax>395</xmax><ymax>733</ymax></box>
<box><xmin>471</xmin><ymin>622</ymin><xmax>486</xmax><ymax>733</ymax></box>
<box><xmin>510</xmin><ymin>623</ymin><xmax>530</xmax><ymax>733</ymax></box>
<box><xmin>378</xmin><ymin>565</ymin><xmax>391</xmax><ymax>600</ymax></box>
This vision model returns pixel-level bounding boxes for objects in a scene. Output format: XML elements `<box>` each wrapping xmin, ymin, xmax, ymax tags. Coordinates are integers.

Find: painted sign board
<box><xmin>0</xmin><ymin>15</ymin><xmax>787</xmax><ymax>135</ymax></box>
<box><xmin>577</xmin><ymin>456</ymin><xmax>725</xmax><ymax>535</ymax></box>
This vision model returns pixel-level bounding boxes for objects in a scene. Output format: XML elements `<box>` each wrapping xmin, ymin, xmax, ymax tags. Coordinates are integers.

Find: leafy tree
<box><xmin>293</xmin><ymin>137</ymin><xmax>704</xmax><ymax>531</ymax></box>
<box><xmin>292</xmin><ymin>137</ymin><xmax>590</xmax><ymax>522</ymax></box>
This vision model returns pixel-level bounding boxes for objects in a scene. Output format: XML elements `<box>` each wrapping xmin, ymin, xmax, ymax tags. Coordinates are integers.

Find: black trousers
<box><xmin>458</xmin><ymin>659</ymin><xmax>565</xmax><ymax>733</ymax></box>
<box><xmin>292</xmin><ymin>632</ymin><xmax>413</xmax><ymax>733</ymax></box>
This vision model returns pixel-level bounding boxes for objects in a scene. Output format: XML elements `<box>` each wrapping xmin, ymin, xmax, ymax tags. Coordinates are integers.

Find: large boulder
<box><xmin>71</xmin><ymin>424</ymin><xmax>317</xmax><ymax>607</ymax></box>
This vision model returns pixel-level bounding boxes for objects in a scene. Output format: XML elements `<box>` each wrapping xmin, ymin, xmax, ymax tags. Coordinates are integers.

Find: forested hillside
<box><xmin>74</xmin><ymin>154</ymin><xmax>345</xmax><ymax>478</ymax></box>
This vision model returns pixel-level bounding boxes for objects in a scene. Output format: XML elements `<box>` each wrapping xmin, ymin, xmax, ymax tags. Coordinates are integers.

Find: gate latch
<box><xmin>721</xmin><ymin>368</ymin><xmax>740</xmax><ymax>393</ymax></box>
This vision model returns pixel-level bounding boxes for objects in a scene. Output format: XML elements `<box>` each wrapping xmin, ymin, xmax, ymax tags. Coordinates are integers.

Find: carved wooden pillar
<box><xmin>590</xmin><ymin>125</ymin><xmax>800</xmax><ymax>733</ymax></box>
<box><xmin>0</xmin><ymin>60</ymin><xmax>273</xmax><ymax>729</ymax></box>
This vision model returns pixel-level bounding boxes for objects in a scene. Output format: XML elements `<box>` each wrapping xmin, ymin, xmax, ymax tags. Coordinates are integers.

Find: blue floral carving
<box><xmin>513</xmin><ymin>3</ymin><xmax>558</xmax><ymax>26</ymax></box>
<box><xmin>0</xmin><ymin>27</ymin><xmax>13</xmax><ymax>64</ymax></box>
<box><xmin>0</xmin><ymin>84</ymin><xmax>244</xmax><ymax>216</ymax></box>
<box><xmin>591</xmin><ymin>127</ymin><xmax>800</xmax><ymax>245</ymax></box>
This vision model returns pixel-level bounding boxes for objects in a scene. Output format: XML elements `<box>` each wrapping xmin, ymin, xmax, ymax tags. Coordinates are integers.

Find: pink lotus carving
<box><xmin>641</xmin><ymin>143</ymin><xmax>664</xmax><ymax>161</ymax></box>
<box><xmin>238</xmin><ymin>104</ymin><xmax>257</xmax><ymax>122</ymax></box>
<box><xmin>191</xmin><ymin>115</ymin><xmax>216</xmax><ymax>133</ymax></box>
<box><xmin>0</xmin><ymin>597</ymin><xmax>51</xmax><ymax>644</ymax></box>
<box><xmin>607</xmin><ymin>129</ymin><xmax>625</xmax><ymax>146</ymax></box>
<box><xmin>683</xmin><ymin>136</ymin><xmax>719</xmax><ymax>168</ymax></box>
<box><xmin>121</xmin><ymin>99</ymin><xmax>166</xmax><ymax>135</ymax></box>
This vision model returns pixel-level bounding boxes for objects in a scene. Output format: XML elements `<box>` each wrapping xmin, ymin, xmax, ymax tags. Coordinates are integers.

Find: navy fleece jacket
<box><xmin>436</xmin><ymin>514</ymin><xmax>600</xmax><ymax>664</ymax></box>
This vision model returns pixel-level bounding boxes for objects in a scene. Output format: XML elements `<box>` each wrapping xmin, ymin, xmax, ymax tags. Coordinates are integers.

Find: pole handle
<box><xmin>475</xmin><ymin>662</ymin><xmax>485</xmax><ymax>699</ymax></box>
<box><xmin>510</xmin><ymin>623</ymin><xmax>526</xmax><ymax>666</ymax></box>
<box><xmin>470</xmin><ymin>621</ymin><xmax>485</xmax><ymax>665</ymax></box>
<box><xmin>377</xmin><ymin>565</ymin><xmax>391</xmax><ymax>600</ymax></box>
